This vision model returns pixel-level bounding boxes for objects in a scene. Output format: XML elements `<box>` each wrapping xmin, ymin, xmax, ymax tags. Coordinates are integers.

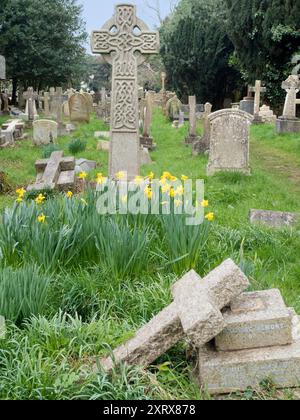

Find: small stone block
<box><xmin>250</xmin><ymin>209</ymin><xmax>299</xmax><ymax>228</ymax></box>
<box><xmin>198</xmin><ymin>338</ymin><xmax>300</xmax><ymax>395</ymax></box>
<box><xmin>215</xmin><ymin>290</ymin><xmax>293</xmax><ymax>351</ymax></box>
<box><xmin>57</xmin><ymin>170</ymin><xmax>75</xmax><ymax>192</ymax></box>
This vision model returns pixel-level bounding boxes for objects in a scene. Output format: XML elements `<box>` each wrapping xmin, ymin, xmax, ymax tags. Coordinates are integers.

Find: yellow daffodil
<box><xmin>115</xmin><ymin>171</ymin><xmax>126</xmax><ymax>181</ymax></box>
<box><xmin>162</xmin><ymin>171</ymin><xmax>171</xmax><ymax>179</ymax></box>
<box><xmin>175</xmin><ymin>199</ymin><xmax>183</xmax><ymax>208</ymax></box>
<box><xmin>148</xmin><ymin>172</ymin><xmax>154</xmax><ymax>181</ymax></box>
<box><xmin>159</xmin><ymin>177</ymin><xmax>167</xmax><ymax>186</ymax></box>
<box><xmin>181</xmin><ymin>175</ymin><xmax>189</xmax><ymax>181</ymax></box>
<box><xmin>201</xmin><ymin>200</ymin><xmax>209</xmax><ymax>208</ymax></box>
<box><xmin>169</xmin><ymin>175</ymin><xmax>178</xmax><ymax>182</ymax></box>
<box><xmin>169</xmin><ymin>188</ymin><xmax>176</xmax><ymax>198</ymax></box>
<box><xmin>134</xmin><ymin>176</ymin><xmax>144</xmax><ymax>186</ymax></box>
<box><xmin>78</xmin><ymin>171</ymin><xmax>87</xmax><ymax>180</ymax></box>
<box><xmin>144</xmin><ymin>186</ymin><xmax>153</xmax><ymax>200</ymax></box>
<box><xmin>96</xmin><ymin>175</ymin><xmax>106</xmax><ymax>185</ymax></box>
<box><xmin>35</xmin><ymin>194</ymin><xmax>46</xmax><ymax>205</ymax></box>
<box><xmin>175</xmin><ymin>186</ymin><xmax>184</xmax><ymax>196</ymax></box>
<box><xmin>16</xmin><ymin>188</ymin><xmax>26</xmax><ymax>198</ymax></box>
<box><xmin>161</xmin><ymin>184</ymin><xmax>171</xmax><ymax>193</ymax></box>
<box><xmin>37</xmin><ymin>213</ymin><xmax>46</xmax><ymax>223</ymax></box>
<box><xmin>16</xmin><ymin>197</ymin><xmax>23</xmax><ymax>203</ymax></box>
<box><xmin>66</xmin><ymin>191</ymin><xmax>73</xmax><ymax>199</ymax></box>
<box><xmin>205</xmin><ymin>212</ymin><xmax>214</xmax><ymax>222</ymax></box>
<box><xmin>121</xmin><ymin>195</ymin><xmax>128</xmax><ymax>204</ymax></box>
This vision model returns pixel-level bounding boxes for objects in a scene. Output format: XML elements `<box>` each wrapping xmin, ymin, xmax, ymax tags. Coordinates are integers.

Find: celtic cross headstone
<box><xmin>91</xmin><ymin>4</ymin><xmax>159</xmax><ymax>179</ymax></box>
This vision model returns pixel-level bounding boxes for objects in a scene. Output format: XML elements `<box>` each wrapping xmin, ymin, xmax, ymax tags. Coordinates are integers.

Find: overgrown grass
<box><xmin>0</xmin><ymin>109</ymin><xmax>300</xmax><ymax>400</ymax></box>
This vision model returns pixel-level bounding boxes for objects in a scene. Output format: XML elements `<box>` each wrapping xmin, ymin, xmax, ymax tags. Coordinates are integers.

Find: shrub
<box><xmin>42</xmin><ymin>144</ymin><xmax>62</xmax><ymax>159</ymax></box>
<box><xmin>68</xmin><ymin>138</ymin><xmax>87</xmax><ymax>155</ymax></box>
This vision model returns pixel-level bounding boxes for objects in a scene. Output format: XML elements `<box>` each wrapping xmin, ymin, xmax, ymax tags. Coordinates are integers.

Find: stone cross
<box><xmin>91</xmin><ymin>4</ymin><xmax>160</xmax><ymax>179</ymax></box>
<box><xmin>249</xmin><ymin>80</ymin><xmax>266</xmax><ymax>116</ymax></box>
<box><xmin>161</xmin><ymin>72</ymin><xmax>166</xmax><ymax>92</ymax></box>
<box><xmin>281</xmin><ymin>75</ymin><xmax>300</xmax><ymax>119</ymax></box>
<box><xmin>23</xmin><ymin>87</ymin><xmax>38</xmax><ymax>123</ymax></box>
<box><xmin>40</xmin><ymin>91</ymin><xmax>50</xmax><ymax>117</ymax></box>
<box><xmin>28</xmin><ymin>151</ymin><xmax>75</xmax><ymax>192</ymax></box>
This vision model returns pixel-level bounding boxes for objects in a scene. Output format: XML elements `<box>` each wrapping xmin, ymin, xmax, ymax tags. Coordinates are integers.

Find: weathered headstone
<box><xmin>193</xmin><ymin>102</ymin><xmax>212</xmax><ymax>155</ymax></box>
<box><xmin>276</xmin><ymin>75</ymin><xmax>300</xmax><ymax>133</ymax></box>
<box><xmin>40</xmin><ymin>92</ymin><xmax>50</xmax><ymax>117</ymax></box>
<box><xmin>198</xmin><ymin>289</ymin><xmax>300</xmax><ymax>394</ymax></box>
<box><xmin>185</xmin><ymin>96</ymin><xmax>200</xmax><ymax>145</ymax></box>
<box><xmin>98</xmin><ymin>259</ymin><xmax>249</xmax><ymax>372</ymax></box>
<box><xmin>27</xmin><ymin>151</ymin><xmax>75</xmax><ymax>192</ymax></box>
<box><xmin>166</xmin><ymin>94</ymin><xmax>182</xmax><ymax>121</ymax></box>
<box><xmin>82</xmin><ymin>92</ymin><xmax>93</xmax><ymax>114</ymax></box>
<box><xmin>75</xmin><ymin>158</ymin><xmax>97</xmax><ymax>174</ymax></box>
<box><xmin>91</xmin><ymin>4</ymin><xmax>160</xmax><ymax>179</ymax></box>
<box><xmin>259</xmin><ymin>105</ymin><xmax>277</xmax><ymax>124</ymax></box>
<box><xmin>249</xmin><ymin>209</ymin><xmax>299</xmax><ymax>228</ymax></box>
<box><xmin>1</xmin><ymin>89</ymin><xmax>10</xmax><ymax>115</ymax></box>
<box><xmin>239</xmin><ymin>85</ymin><xmax>255</xmax><ymax>115</ymax></box>
<box><xmin>140</xmin><ymin>92</ymin><xmax>155</xmax><ymax>150</ymax></box>
<box><xmin>33</xmin><ymin>120</ymin><xmax>58</xmax><ymax>146</ymax></box>
<box><xmin>69</xmin><ymin>93</ymin><xmax>90</xmax><ymax>123</ymax></box>
<box><xmin>52</xmin><ymin>87</ymin><xmax>68</xmax><ymax>134</ymax></box>
<box><xmin>207</xmin><ymin>109</ymin><xmax>253</xmax><ymax>176</ymax></box>
<box><xmin>23</xmin><ymin>87</ymin><xmax>39</xmax><ymax>125</ymax></box>
<box><xmin>178</xmin><ymin>111</ymin><xmax>185</xmax><ymax>127</ymax></box>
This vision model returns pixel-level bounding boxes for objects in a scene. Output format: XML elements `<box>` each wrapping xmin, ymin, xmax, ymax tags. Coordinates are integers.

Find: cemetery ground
<box><xmin>0</xmin><ymin>109</ymin><xmax>300</xmax><ymax>400</ymax></box>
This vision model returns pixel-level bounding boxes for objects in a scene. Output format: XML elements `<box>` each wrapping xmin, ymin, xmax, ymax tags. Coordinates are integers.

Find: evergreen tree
<box><xmin>0</xmin><ymin>0</ymin><xmax>87</xmax><ymax>101</ymax></box>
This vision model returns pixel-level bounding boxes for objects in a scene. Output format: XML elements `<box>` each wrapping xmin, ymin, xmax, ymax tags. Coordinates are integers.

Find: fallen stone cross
<box><xmin>99</xmin><ymin>259</ymin><xmax>249</xmax><ymax>372</ymax></box>
<box><xmin>27</xmin><ymin>151</ymin><xmax>75</xmax><ymax>192</ymax></box>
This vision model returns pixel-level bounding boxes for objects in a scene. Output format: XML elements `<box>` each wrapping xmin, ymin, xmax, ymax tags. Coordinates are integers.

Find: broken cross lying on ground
<box><xmin>98</xmin><ymin>259</ymin><xmax>249</xmax><ymax>372</ymax></box>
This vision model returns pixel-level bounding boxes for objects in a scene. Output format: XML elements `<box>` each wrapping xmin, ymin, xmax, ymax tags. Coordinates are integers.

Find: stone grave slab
<box><xmin>1</xmin><ymin>119</ymin><xmax>25</xmax><ymax>145</ymax></box>
<box><xmin>98</xmin><ymin>259</ymin><xmax>249</xmax><ymax>372</ymax></box>
<box><xmin>28</xmin><ymin>151</ymin><xmax>75</xmax><ymax>192</ymax></box>
<box><xmin>198</xmin><ymin>338</ymin><xmax>300</xmax><ymax>395</ymax></box>
<box><xmin>250</xmin><ymin>209</ymin><xmax>299</xmax><ymax>228</ymax></box>
<box><xmin>215</xmin><ymin>289</ymin><xmax>293</xmax><ymax>351</ymax></box>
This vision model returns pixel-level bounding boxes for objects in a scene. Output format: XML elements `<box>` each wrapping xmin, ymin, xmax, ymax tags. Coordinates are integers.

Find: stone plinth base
<box><xmin>207</xmin><ymin>165</ymin><xmax>251</xmax><ymax>176</ymax></box>
<box><xmin>140</xmin><ymin>136</ymin><xmax>156</xmax><ymax>151</ymax></box>
<box><xmin>198</xmin><ymin>337</ymin><xmax>300</xmax><ymax>395</ymax></box>
<box><xmin>276</xmin><ymin>117</ymin><xmax>300</xmax><ymax>134</ymax></box>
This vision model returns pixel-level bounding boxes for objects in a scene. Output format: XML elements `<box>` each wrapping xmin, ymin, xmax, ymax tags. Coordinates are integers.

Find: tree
<box><xmin>225</xmin><ymin>0</ymin><xmax>300</xmax><ymax>109</ymax></box>
<box><xmin>0</xmin><ymin>0</ymin><xmax>87</xmax><ymax>102</ymax></box>
<box><xmin>159</xmin><ymin>0</ymin><xmax>242</xmax><ymax>108</ymax></box>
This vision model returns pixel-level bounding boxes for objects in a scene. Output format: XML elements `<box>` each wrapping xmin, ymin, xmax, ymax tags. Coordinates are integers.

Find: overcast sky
<box><xmin>78</xmin><ymin>0</ymin><xmax>177</xmax><ymax>51</ymax></box>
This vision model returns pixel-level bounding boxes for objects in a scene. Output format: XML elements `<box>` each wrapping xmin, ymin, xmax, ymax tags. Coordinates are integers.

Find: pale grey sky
<box><xmin>79</xmin><ymin>0</ymin><xmax>178</xmax><ymax>51</ymax></box>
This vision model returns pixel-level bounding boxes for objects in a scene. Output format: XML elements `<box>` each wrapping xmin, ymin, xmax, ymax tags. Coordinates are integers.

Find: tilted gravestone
<box><xmin>91</xmin><ymin>4</ymin><xmax>160</xmax><ymax>180</ymax></box>
<box><xmin>69</xmin><ymin>93</ymin><xmax>90</xmax><ymax>123</ymax></box>
<box><xmin>207</xmin><ymin>109</ymin><xmax>253</xmax><ymax>176</ymax></box>
<box><xmin>27</xmin><ymin>151</ymin><xmax>75</xmax><ymax>192</ymax></box>
<box><xmin>193</xmin><ymin>102</ymin><xmax>212</xmax><ymax>155</ymax></box>
<box><xmin>185</xmin><ymin>95</ymin><xmax>200</xmax><ymax>145</ymax></box>
<box><xmin>33</xmin><ymin>120</ymin><xmax>58</xmax><ymax>146</ymax></box>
